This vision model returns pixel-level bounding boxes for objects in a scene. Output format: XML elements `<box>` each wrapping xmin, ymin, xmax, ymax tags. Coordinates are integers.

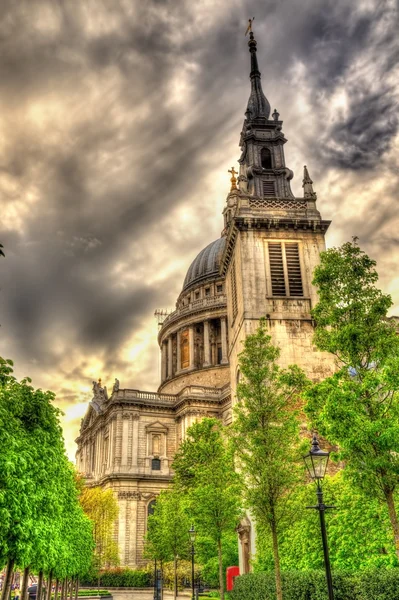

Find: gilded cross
<box><xmin>228</xmin><ymin>166</ymin><xmax>238</xmax><ymax>191</ymax></box>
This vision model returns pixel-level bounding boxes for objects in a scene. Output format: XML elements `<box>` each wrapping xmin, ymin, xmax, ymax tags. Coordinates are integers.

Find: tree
<box><xmin>80</xmin><ymin>487</ymin><xmax>119</xmax><ymax>571</ymax></box>
<box><xmin>173</xmin><ymin>418</ymin><xmax>243</xmax><ymax>600</ymax></box>
<box><xmin>230</xmin><ymin>319</ymin><xmax>308</xmax><ymax>600</ymax></box>
<box><xmin>305</xmin><ymin>239</ymin><xmax>399</xmax><ymax>559</ymax></box>
<box><xmin>255</xmin><ymin>472</ymin><xmax>398</xmax><ymax>572</ymax></box>
<box><xmin>145</xmin><ymin>488</ymin><xmax>190</xmax><ymax>599</ymax></box>
<box><xmin>0</xmin><ymin>356</ymin><xmax>93</xmax><ymax>600</ymax></box>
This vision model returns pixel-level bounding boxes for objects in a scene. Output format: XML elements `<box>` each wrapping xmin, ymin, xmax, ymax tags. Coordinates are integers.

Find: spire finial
<box><xmin>303</xmin><ymin>165</ymin><xmax>317</xmax><ymax>200</ymax></box>
<box><xmin>228</xmin><ymin>166</ymin><xmax>238</xmax><ymax>191</ymax></box>
<box><xmin>245</xmin><ymin>17</ymin><xmax>255</xmax><ymax>37</ymax></box>
<box><xmin>245</xmin><ymin>20</ymin><xmax>271</xmax><ymax>121</ymax></box>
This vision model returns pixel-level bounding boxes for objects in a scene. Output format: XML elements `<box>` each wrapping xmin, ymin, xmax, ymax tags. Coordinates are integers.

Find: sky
<box><xmin>0</xmin><ymin>0</ymin><xmax>398</xmax><ymax>460</ymax></box>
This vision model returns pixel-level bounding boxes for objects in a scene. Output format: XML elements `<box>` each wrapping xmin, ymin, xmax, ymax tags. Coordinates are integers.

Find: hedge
<box><xmin>80</xmin><ymin>568</ymin><xmax>151</xmax><ymax>588</ymax></box>
<box><xmin>230</xmin><ymin>569</ymin><xmax>399</xmax><ymax>600</ymax></box>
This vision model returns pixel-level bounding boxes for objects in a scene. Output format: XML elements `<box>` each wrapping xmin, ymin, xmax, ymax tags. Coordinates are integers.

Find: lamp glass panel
<box><xmin>311</xmin><ymin>454</ymin><xmax>329</xmax><ymax>479</ymax></box>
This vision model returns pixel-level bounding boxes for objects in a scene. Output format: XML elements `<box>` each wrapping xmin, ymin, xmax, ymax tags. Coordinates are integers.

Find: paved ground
<box><xmin>91</xmin><ymin>588</ymin><xmax>193</xmax><ymax>600</ymax></box>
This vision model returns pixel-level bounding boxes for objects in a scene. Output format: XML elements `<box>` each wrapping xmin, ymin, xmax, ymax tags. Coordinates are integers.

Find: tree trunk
<box><xmin>54</xmin><ymin>580</ymin><xmax>59</xmax><ymax>600</ymax></box>
<box><xmin>60</xmin><ymin>580</ymin><xmax>65</xmax><ymax>600</ymax></box>
<box><xmin>217</xmin><ymin>538</ymin><xmax>224</xmax><ymax>600</ymax></box>
<box><xmin>47</xmin><ymin>570</ymin><xmax>53</xmax><ymax>600</ymax></box>
<box><xmin>1</xmin><ymin>559</ymin><xmax>15</xmax><ymax>600</ymax></box>
<box><xmin>271</xmin><ymin>519</ymin><xmax>283</xmax><ymax>600</ymax></box>
<box><xmin>74</xmin><ymin>578</ymin><xmax>79</xmax><ymax>600</ymax></box>
<box><xmin>37</xmin><ymin>572</ymin><xmax>43</xmax><ymax>600</ymax></box>
<box><xmin>69</xmin><ymin>578</ymin><xmax>73</xmax><ymax>600</ymax></box>
<box><xmin>173</xmin><ymin>556</ymin><xmax>177</xmax><ymax>600</ymax></box>
<box><xmin>385</xmin><ymin>488</ymin><xmax>399</xmax><ymax>560</ymax></box>
<box><xmin>20</xmin><ymin>567</ymin><xmax>30</xmax><ymax>600</ymax></box>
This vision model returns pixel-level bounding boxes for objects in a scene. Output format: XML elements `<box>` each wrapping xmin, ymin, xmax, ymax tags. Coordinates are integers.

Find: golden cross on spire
<box><xmin>245</xmin><ymin>17</ymin><xmax>255</xmax><ymax>36</ymax></box>
<box><xmin>228</xmin><ymin>166</ymin><xmax>238</xmax><ymax>191</ymax></box>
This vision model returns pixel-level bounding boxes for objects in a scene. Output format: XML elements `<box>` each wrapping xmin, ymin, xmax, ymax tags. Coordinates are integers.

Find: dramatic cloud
<box><xmin>0</xmin><ymin>0</ymin><xmax>398</xmax><ymax>459</ymax></box>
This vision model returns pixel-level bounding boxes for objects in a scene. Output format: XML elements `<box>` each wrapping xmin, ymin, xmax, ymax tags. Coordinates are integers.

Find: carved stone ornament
<box><xmin>118</xmin><ymin>491</ymin><xmax>141</xmax><ymax>500</ymax></box>
<box><xmin>122</xmin><ymin>413</ymin><xmax>131</xmax><ymax>420</ymax></box>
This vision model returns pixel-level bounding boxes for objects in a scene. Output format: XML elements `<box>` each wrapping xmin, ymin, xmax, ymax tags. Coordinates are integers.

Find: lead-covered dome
<box><xmin>183</xmin><ymin>237</ymin><xmax>226</xmax><ymax>291</ymax></box>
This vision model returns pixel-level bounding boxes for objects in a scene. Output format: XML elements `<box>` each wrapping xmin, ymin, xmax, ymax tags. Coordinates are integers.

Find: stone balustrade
<box><xmin>162</xmin><ymin>294</ymin><xmax>227</xmax><ymax>329</ymax></box>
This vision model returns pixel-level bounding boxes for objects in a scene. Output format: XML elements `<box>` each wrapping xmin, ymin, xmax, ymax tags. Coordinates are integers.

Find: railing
<box><xmin>119</xmin><ymin>389</ymin><xmax>177</xmax><ymax>403</ymax></box>
<box><xmin>118</xmin><ymin>385</ymin><xmax>225</xmax><ymax>403</ymax></box>
<box><xmin>162</xmin><ymin>295</ymin><xmax>227</xmax><ymax>329</ymax></box>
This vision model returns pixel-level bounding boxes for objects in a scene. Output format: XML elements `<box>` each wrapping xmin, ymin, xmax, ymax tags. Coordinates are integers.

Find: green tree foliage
<box><xmin>197</xmin><ymin>530</ymin><xmax>239</xmax><ymax>588</ymax></box>
<box><xmin>173</xmin><ymin>418</ymin><xmax>243</xmax><ymax>600</ymax></box>
<box><xmin>255</xmin><ymin>473</ymin><xmax>398</xmax><ymax>572</ymax></box>
<box><xmin>80</xmin><ymin>487</ymin><xmax>119</xmax><ymax>570</ymax></box>
<box><xmin>230</xmin><ymin>319</ymin><xmax>309</xmax><ymax>600</ymax></box>
<box><xmin>306</xmin><ymin>240</ymin><xmax>399</xmax><ymax>559</ymax></box>
<box><xmin>145</xmin><ymin>488</ymin><xmax>190</xmax><ymax>599</ymax></box>
<box><xmin>0</xmin><ymin>356</ymin><xmax>93</xmax><ymax>599</ymax></box>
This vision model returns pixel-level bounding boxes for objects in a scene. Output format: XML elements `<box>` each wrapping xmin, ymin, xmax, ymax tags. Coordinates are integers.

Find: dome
<box><xmin>183</xmin><ymin>237</ymin><xmax>226</xmax><ymax>291</ymax></box>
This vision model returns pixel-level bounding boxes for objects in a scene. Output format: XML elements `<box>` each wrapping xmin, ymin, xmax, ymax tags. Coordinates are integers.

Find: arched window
<box><xmin>261</xmin><ymin>147</ymin><xmax>272</xmax><ymax>169</ymax></box>
<box><xmin>148</xmin><ymin>499</ymin><xmax>157</xmax><ymax>516</ymax></box>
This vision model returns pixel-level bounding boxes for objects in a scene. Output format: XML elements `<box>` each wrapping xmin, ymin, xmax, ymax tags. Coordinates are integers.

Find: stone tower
<box><xmin>220</xmin><ymin>30</ymin><xmax>333</xmax><ymax>402</ymax></box>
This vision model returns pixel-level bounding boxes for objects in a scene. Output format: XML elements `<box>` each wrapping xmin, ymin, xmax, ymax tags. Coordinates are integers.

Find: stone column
<box><xmin>109</xmin><ymin>417</ymin><xmax>116</xmax><ymax>468</ymax></box>
<box><xmin>95</xmin><ymin>430</ymin><xmax>102</xmax><ymax>476</ymax></box>
<box><xmin>176</xmin><ymin>330</ymin><xmax>181</xmax><ymax>374</ymax></box>
<box><xmin>203</xmin><ymin>320</ymin><xmax>211</xmax><ymax>367</ymax></box>
<box><xmin>132</xmin><ymin>413</ymin><xmax>140</xmax><ymax>469</ymax></box>
<box><xmin>167</xmin><ymin>336</ymin><xmax>173</xmax><ymax>378</ymax></box>
<box><xmin>220</xmin><ymin>316</ymin><xmax>229</xmax><ymax>364</ymax></box>
<box><xmin>161</xmin><ymin>342</ymin><xmax>167</xmax><ymax>382</ymax></box>
<box><xmin>121</xmin><ymin>414</ymin><xmax>130</xmax><ymax>467</ymax></box>
<box><xmin>115</xmin><ymin>413</ymin><xmax>123</xmax><ymax>468</ymax></box>
<box><xmin>189</xmin><ymin>325</ymin><xmax>195</xmax><ymax>369</ymax></box>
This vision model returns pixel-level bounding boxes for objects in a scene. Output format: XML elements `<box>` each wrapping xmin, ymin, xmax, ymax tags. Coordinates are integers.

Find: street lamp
<box><xmin>188</xmin><ymin>524</ymin><xmax>197</xmax><ymax>600</ymax></box>
<box><xmin>303</xmin><ymin>434</ymin><xmax>335</xmax><ymax>600</ymax></box>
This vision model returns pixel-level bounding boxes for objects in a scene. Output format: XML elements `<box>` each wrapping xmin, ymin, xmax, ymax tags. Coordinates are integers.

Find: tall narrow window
<box><xmin>181</xmin><ymin>330</ymin><xmax>189</xmax><ymax>369</ymax></box>
<box><xmin>261</xmin><ymin>147</ymin><xmax>272</xmax><ymax>169</ymax></box>
<box><xmin>285</xmin><ymin>243</ymin><xmax>303</xmax><ymax>297</ymax></box>
<box><xmin>269</xmin><ymin>243</ymin><xmax>286</xmax><ymax>296</ymax></box>
<box><xmin>268</xmin><ymin>242</ymin><xmax>304</xmax><ymax>297</ymax></box>
<box><xmin>231</xmin><ymin>259</ymin><xmax>238</xmax><ymax>320</ymax></box>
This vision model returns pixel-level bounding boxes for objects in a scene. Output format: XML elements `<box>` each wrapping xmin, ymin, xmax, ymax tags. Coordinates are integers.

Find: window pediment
<box><xmin>145</xmin><ymin>421</ymin><xmax>169</xmax><ymax>433</ymax></box>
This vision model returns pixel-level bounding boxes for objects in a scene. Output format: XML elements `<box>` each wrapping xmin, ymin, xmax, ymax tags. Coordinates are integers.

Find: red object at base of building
<box><xmin>226</xmin><ymin>566</ymin><xmax>240</xmax><ymax>591</ymax></box>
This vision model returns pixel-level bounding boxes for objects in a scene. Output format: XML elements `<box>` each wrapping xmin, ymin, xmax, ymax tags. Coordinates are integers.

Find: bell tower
<box><xmin>221</xmin><ymin>29</ymin><xmax>334</xmax><ymax>402</ymax></box>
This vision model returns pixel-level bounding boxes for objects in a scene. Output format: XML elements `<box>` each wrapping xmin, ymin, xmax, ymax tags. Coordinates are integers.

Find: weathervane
<box><xmin>228</xmin><ymin>166</ymin><xmax>238</xmax><ymax>191</ymax></box>
<box><xmin>245</xmin><ymin>17</ymin><xmax>255</xmax><ymax>36</ymax></box>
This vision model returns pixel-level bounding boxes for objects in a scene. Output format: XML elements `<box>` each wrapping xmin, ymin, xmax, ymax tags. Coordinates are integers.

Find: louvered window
<box><xmin>269</xmin><ymin>243</ymin><xmax>286</xmax><ymax>296</ymax></box>
<box><xmin>285</xmin><ymin>243</ymin><xmax>303</xmax><ymax>296</ymax></box>
<box><xmin>231</xmin><ymin>259</ymin><xmax>238</xmax><ymax>320</ymax></box>
<box><xmin>268</xmin><ymin>242</ymin><xmax>304</xmax><ymax>297</ymax></box>
<box><xmin>263</xmin><ymin>181</ymin><xmax>275</xmax><ymax>196</ymax></box>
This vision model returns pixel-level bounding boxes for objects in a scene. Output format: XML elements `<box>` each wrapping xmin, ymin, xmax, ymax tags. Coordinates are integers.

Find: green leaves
<box><xmin>0</xmin><ymin>355</ymin><xmax>93</xmax><ymax>577</ymax></box>
<box><xmin>307</xmin><ymin>239</ymin><xmax>399</xmax><ymax>558</ymax></box>
<box><xmin>172</xmin><ymin>418</ymin><xmax>243</xmax><ymax>599</ymax></box>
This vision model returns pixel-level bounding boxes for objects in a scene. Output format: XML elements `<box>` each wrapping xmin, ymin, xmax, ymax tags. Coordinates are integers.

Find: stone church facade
<box><xmin>76</xmin><ymin>29</ymin><xmax>334</xmax><ymax>571</ymax></box>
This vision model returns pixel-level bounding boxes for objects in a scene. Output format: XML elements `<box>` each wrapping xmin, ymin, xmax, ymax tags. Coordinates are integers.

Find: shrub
<box><xmin>80</xmin><ymin>568</ymin><xmax>151</xmax><ymax>588</ymax></box>
<box><xmin>230</xmin><ymin>569</ymin><xmax>399</xmax><ymax>600</ymax></box>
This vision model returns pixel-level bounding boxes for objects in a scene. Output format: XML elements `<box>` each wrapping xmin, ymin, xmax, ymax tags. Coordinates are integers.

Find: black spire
<box><xmin>246</xmin><ymin>31</ymin><xmax>271</xmax><ymax>121</ymax></box>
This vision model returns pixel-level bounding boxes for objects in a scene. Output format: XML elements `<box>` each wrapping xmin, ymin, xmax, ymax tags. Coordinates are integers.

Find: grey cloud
<box><xmin>0</xmin><ymin>0</ymin><xmax>398</xmax><ymax>423</ymax></box>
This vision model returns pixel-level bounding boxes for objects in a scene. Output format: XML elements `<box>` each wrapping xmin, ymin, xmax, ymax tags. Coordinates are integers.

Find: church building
<box><xmin>76</xmin><ymin>27</ymin><xmax>335</xmax><ymax>571</ymax></box>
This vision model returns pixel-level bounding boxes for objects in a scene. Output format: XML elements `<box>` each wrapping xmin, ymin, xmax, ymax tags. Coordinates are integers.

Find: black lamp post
<box><xmin>188</xmin><ymin>524</ymin><xmax>197</xmax><ymax>600</ymax></box>
<box><xmin>303</xmin><ymin>434</ymin><xmax>335</xmax><ymax>600</ymax></box>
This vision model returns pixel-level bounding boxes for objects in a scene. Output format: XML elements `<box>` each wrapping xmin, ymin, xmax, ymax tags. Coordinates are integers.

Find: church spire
<box><xmin>303</xmin><ymin>165</ymin><xmax>317</xmax><ymax>199</ymax></box>
<box><xmin>245</xmin><ymin>29</ymin><xmax>270</xmax><ymax>121</ymax></box>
